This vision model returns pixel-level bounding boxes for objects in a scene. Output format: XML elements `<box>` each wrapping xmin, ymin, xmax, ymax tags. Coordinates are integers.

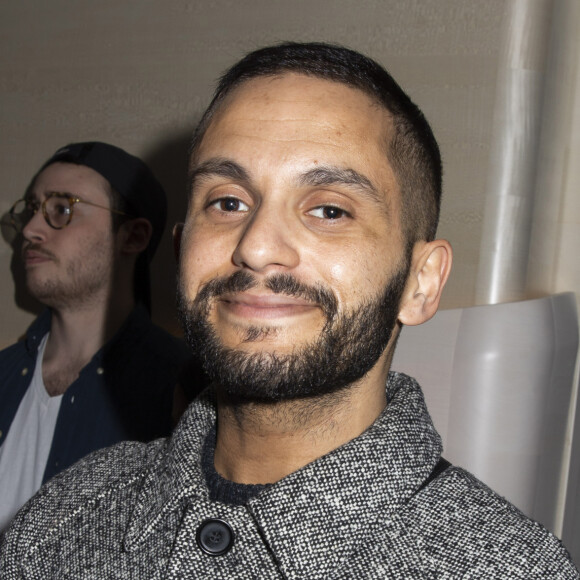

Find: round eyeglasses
<box><xmin>9</xmin><ymin>192</ymin><xmax>132</xmax><ymax>231</ymax></box>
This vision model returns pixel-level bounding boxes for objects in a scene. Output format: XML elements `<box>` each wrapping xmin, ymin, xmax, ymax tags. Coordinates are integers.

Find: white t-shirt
<box><xmin>0</xmin><ymin>334</ymin><xmax>63</xmax><ymax>531</ymax></box>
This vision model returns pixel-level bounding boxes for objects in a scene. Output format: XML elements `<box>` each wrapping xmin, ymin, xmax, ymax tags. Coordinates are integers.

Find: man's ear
<box><xmin>398</xmin><ymin>239</ymin><xmax>453</xmax><ymax>326</ymax></box>
<box><xmin>173</xmin><ymin>223</ymin><xmax>184</xmax><ymax>261</ymax></box>
<box><xmin>118</xmin><ymin>218</ymin><xmax>153</xmax><ymax>255</ymax></box>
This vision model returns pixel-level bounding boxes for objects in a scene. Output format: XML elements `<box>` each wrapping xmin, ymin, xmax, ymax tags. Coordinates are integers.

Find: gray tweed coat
<box><xmin>1</xmin><ymin>372</ymin><xmax>577</xmax><ymax>579</ymax></box>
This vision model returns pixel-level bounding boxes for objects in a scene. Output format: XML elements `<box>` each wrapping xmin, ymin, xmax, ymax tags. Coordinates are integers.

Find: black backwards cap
<box><xmin>39</xmin><ymin>141</ymin><xmax>167</xmax><ymax>313</ymax></box>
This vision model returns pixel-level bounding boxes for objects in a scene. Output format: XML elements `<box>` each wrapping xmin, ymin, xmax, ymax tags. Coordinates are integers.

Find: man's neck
<box><xmin>41</xmin><ymin>295</ymin><xmax>134</xmax><ymax>396</ymax></box>
<box><xmin>213</xmin><ymin>368</ymin><xmax>388</xmax><ymax>485</ymax></box>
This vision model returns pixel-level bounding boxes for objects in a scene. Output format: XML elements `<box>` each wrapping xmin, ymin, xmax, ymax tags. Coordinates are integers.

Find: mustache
<box><xmin>195</xmin><ymin>270</ymin><xmax>338</xmax><ymax>319</ymax></box>
<box><xmin>22</xmin><ymin>244</ymin><xmax>57</xmax><ymax>261</ymax></box>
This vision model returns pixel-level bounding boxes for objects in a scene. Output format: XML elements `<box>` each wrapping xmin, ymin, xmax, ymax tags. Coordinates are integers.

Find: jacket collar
<box><xmin>124</xmin><ymin>388</ymin><xmax>217</xmax><ymax>549</ymax></box>
<box><xmin>124</xmin><ymin>372</ymin><xmax>442</xmax><ymax>575</ymax></box>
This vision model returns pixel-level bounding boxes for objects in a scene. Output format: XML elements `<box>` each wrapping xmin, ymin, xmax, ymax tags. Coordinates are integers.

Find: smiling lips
<box><xmin>219</xmin><ymin>292</ymin><xmax>318</xmax><ymax>320</ymax></box>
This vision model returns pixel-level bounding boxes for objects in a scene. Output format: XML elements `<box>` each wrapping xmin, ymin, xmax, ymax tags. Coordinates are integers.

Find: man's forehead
<box><xmin>191</xmin><ymin>73</ymin><xmax>399</xmax><ymax>202</ymax></box>
<box><xmin>30</xmin><ymin>162</ymin><xmax>111</xmax><ymax>197</ymax></box>
<box><xmin>194</xmin><ymin>73</ymin><xmax>395</xmax><ymax>166</ymax></box>
<box><xmin>213</xmin><ymin>72</ymin><xmax>384</xmax><ymax>122</ymax></box>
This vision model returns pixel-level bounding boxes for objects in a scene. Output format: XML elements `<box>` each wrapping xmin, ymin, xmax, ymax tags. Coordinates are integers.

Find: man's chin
<box><xmin>25</xmin><ymin>281</ymin><xmax>55</xmax><ymax>304</ymax></box>
<box><xmin>212</xmin><ymin>322</ymin><xmax>321</xmax><ymax>352</ymax></box>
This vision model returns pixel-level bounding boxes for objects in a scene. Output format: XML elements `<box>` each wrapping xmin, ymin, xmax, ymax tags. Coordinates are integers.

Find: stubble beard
<box><xmin>177</xmin><ymin>263</ymin><xmax>410</xmax><ymax>405</ymax></box>
<box><xmin>24</xmin><ymin>239</ymin><xmax>115</xmax><ymax>311</ymax></box>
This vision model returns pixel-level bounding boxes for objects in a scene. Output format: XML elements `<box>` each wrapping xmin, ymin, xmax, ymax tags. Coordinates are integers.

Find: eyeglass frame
<box><xmin>9</xmin><ymin>191</ymin><xmax>133</xmax><ymax>231</ymax></box>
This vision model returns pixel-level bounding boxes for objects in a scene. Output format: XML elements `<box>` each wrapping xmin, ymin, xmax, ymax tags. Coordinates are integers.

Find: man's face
<box><xmin>21</xmin><ymin>162</ymin><xmax>117</xmax><ymax>309</ymax></box>
<box><xmin>178</xmin><ymin>74</ymin><xmax>410</xmax><ymax>402</ymax></box>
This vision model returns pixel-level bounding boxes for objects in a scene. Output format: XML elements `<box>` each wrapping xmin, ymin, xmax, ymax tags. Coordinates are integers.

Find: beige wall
<box><xmin>0</xmin><ymin>0</ymin><xmax>578</xmax><ymax>348</ymax></box>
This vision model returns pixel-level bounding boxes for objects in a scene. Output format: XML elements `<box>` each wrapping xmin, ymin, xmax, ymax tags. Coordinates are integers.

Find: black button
<box><xmin>196</xmin><ymin>519</ymin><xmax>234</xmax><ymax>556</ymax></box>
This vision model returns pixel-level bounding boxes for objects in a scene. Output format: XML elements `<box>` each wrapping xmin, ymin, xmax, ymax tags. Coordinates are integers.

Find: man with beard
<box><xmin>0</xmin><ymin>142</ymin><xmax>191</xmax><ymax>532</ymax></box>
<box><xmin>1</xmin><ymin>45</ymin><xmax>578</xmax><ymax>578</ymax></box>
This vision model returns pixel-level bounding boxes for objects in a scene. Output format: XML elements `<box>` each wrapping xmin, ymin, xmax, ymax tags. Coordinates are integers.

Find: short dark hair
<box><xmin>190</xmin><ymin>42</ymin><xmax>442</xmax><ymax>247</ymax></box>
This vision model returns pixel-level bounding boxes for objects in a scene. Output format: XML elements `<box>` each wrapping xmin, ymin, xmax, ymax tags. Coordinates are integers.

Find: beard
<box><xmin>177</xmin><ymin>263</ymin><xmax>409</xmax><ymax>404</ymax></box>
<box><xmin>24</xmin><ymin>241</ymin><xmax>114</xmax><ymax>311</ymax></box>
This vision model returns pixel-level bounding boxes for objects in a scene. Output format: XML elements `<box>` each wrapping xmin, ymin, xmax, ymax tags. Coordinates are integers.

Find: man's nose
<box><xmin>22</xmin><ymin>209</ymin><xmax>49</xmax><ymax>242</ymax></box>
<box><xmin>232</xmin><ymin>203</ymin><xmax>300</xmax><ymax>273</ymax></box>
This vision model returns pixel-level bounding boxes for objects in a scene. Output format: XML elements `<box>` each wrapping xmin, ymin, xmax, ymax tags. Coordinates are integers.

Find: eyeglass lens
<box><xmin>11</xmin><ymin>196</ymin><xmax>73</xmax><ymax>230</ymax></box>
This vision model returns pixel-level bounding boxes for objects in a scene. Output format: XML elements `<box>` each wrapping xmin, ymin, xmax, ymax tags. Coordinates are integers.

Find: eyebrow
<box><xmin>24</xmin><ymin>190</ymin><xmax>76</xmax><ymax>201</ymax></box>
<box><xmin>297</xmin><ymin>166</ymin><xmax>381</xmax><ymax>202</ymax></box>
<box><xmin>188</xmin><ymin>158</ymin><xmax>384</xmax><ymax>205</ymax></box>
<box><xmin>188</xmin><ymin>158</ymin><xmax>250</xmax><ymax>193</ymax></box>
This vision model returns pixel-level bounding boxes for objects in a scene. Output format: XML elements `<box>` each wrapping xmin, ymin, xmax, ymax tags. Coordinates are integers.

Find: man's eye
<box><xmin>212</xmin><ymin>198</ymin><xmax>249</xmax><ymax>213</ymax></box>
<box><xmin>308</xmin><ymin>206</ymin><xmax>349</xmax><ymax>220</ymax></box>
<box><xmin>53</xmin><ymin>203</ymin><xmax>71</xmax><ymax>216</ymax></box>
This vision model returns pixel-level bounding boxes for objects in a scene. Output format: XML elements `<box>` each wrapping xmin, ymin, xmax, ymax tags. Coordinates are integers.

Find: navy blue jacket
<box><xmin>0</xmin><ymin>306</ymin><xmax>191</xmax><ymax>483</ymax></box>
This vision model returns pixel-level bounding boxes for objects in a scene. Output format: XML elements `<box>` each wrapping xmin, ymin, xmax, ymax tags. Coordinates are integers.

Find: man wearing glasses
<box><xmin>0</xmin><ymin>142</ymin><xmax>191</xmax><ymax>531</ymax></box>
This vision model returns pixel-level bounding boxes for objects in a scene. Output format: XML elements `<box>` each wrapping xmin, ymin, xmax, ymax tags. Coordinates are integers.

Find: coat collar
<box><xmin>124</xmin><ymin>388</ymin><xmax>217</xmax><ymax>549</ymax></box>
<box><xmin>124</xmin><ymin>372</ymin><xmax>442</xmax><ymax>575</ymax></box>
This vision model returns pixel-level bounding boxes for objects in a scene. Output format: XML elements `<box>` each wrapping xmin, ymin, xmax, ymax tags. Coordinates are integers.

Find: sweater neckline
<box><xmin>202</xmin><ymin>425</ymin><xmax>272</xmax><ymax>506</ymax></box>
